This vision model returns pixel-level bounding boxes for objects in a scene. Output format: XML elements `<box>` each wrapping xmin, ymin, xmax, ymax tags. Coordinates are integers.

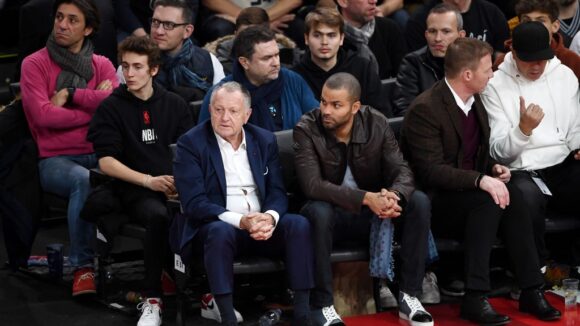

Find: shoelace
<box><xmin>137</xmin><ymin>301</ymin><xmax>160</xmax><ymax>320</ymax></box>
<box><xmin>322</xmin><ymin>306</ymin><xmax>341</xmax><ymax>321</ymax></box>
<box><xmin>403</xmin><ymin>294</ymin><xmax>424</xmax><ymax>313</ymax></box>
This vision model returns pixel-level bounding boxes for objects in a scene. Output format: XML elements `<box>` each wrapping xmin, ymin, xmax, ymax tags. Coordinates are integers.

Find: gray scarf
<box><xmin>344</xmin><ymin>19</ymin><xmax>376</xmax><ymax>45</ymax></box>
<box><xmin>46</xmin><ymin>33</ymin><xmax>94</xmax><ymax>90</ymax></box>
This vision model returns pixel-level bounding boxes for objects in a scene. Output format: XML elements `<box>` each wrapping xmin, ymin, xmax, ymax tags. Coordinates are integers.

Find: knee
<box><xmin>407</xmin><ymin>191</ymin><xmax>431</xmax><ymax>222</ymax></box>
<box><xmin>204</xmin><ymin>221</ymin><xmax>236</xmax><ymax>246</ymax></box>
<box><xmin>282</xmin><ymin>214</ymin><xmax>311</xmax><ymax>237</ymax></box>
<box><xmin>300</xmin><ymin>201</ymin><xmax>334</xmax><ymax>230</ymax></box>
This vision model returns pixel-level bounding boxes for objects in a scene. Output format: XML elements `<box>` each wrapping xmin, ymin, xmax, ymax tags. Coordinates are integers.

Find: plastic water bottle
<box><xmin>258</xmin><ymin>308</ymin><xmax>282</xmax><ymax>326</ymax></box>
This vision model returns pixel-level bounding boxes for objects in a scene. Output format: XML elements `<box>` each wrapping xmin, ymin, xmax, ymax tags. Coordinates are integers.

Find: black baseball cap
<box><xmin>512</xmin><ymin>21</ymin><xmax>554</xmax><ymax>62</ymax></box>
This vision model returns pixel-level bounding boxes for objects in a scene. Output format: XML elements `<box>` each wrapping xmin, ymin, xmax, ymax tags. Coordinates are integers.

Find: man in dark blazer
<box><xmin>401</xmin><ymin>38</ymin><xmax>560</xmax><ymax>325</ymax></box>
<box><xmin>173</xmin><ymin>81</ymin><xmax>314</xmax><ymax>326</ymax></box>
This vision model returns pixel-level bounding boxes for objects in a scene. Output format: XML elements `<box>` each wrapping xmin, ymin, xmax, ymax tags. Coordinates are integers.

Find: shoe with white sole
<box><xmin>311</xmin><ymin>305</ymin><xmax>345</xmax><ymax>326</ymax></box>
<box><xmin>419</xmin><ymin>272</ymin><xmax>441</xmax><ymax>304</ymax></box>
<box><xmin>380</xmin><ymin>284</ymin><xmax>398</xmax><ymax>308</ymax></box>
<box><xmin>200</xmin><ymin>293</ymin><xmax>243</xmax><ymax>323</ymax></box>
<box><xmin>137</xmin><ymin>298</ymin><xmax>162</xmax><ymax>326</ymax></box>
<box><xmin>399</xmin><ymin>292</ymin><xmax>434</xmax><ymax>326</ymax></box>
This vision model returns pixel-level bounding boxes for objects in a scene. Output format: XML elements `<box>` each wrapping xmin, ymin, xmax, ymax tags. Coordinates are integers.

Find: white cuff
<box><xmin>264</xmin><ymin>210</ymin><xmax>280</xmax><ymax>227</ymax></box>
<box><xmin>218</xmin><ymin>211</ymin><xmax>244</xmax><ymax>229</ymax></box>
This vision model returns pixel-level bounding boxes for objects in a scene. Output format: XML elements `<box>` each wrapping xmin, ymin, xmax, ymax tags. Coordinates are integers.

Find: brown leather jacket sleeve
<box><xmin>293</xmin><ymin>123</ymin><xmax>367</xmax><ymax>213</ymax></box>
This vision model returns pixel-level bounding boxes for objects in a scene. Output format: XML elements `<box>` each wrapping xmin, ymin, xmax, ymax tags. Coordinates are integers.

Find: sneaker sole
<box><xmin>72</xmin><ymin>289</ymin><xmax>97</xmax><ymax>296</ymax></box>
<box><xmin>440</xmin><ymin>288</ymin><xmax>465</xmax><ymax>297</ymax></box>
<box><xmin>200</xmin><ymin>309</ymin><xmax>220</xmax><ymax>322</ymax></box>
<box><xmin>398</xmin><ymin>311</ymin><xmax>434</xmax><ymax>326</ymax></box>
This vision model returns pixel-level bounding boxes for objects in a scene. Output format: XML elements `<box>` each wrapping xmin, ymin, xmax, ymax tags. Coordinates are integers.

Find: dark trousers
<box><xmin>431</xmin><ymin>183</ymin><xmax>543</xmax><ymax>292</ymax></box>
<box><xmin>301</xmin><ymin>191</ymin><xmax>431</xmax><ymax>308</ymax></box>
<box><xmin>121</xmin><ymin>194</ymin><xmax>170</xmax><ymax>298</ymax></box>
<box><xmin>196</xmin><ymin>214</ymin><xmax>314</xmax><ymax>295</ymax></box>
<box><xmin>85</xmin><ymin>185</ymin><xmax>170</xmax><ymax>298</ymax></box>
<box><xmin>510</xmin><ymin>156</ymin><xmax>580</xmax><ymax>261</ymax></box>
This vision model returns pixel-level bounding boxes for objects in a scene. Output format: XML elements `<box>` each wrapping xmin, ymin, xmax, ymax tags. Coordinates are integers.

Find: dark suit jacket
<box><xmin>172</xmin><ymin>120</ymin><xmax>288</xmax><ymax>257</ymax></box>
<box><xmin>400</xmin><ymin>80</ymin><xmax>498</xmax><ymax>192</ymax></box>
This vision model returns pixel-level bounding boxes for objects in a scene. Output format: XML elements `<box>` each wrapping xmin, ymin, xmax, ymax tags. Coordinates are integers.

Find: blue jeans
<box><xmin>38</xmin><ymin>154</ymin><xmax>97</xmax><ymax>268</ymax></box>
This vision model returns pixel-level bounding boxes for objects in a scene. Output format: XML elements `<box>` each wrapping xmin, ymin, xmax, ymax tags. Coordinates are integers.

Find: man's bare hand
<box><xmin>97</xmin><ymin>79</ymin><xmax>113</xmax><ymax>91</ymax></box>
<box><xmin>491</xmin><ymin>164</ymin><xmax>511</xmax><ymax>183</ymax></box>
<box><xmin>51</xmin><ymin>88</ymin><xmax>69</xmax><ymax>107</ymax></box>
<box><xmin>574</xmin><ymin>149</ymin><xmax>580</xmax><ymax>161</ymax></box>
<box><xmin>240</xmin><ymin>212</ymin><xmax>275</xmax><ymax>241</ymax></box>
<box><xmin>479</xmin><ymin>175</ymin><xmax>510</xmax><ymax>209</ymax></box>
<box><xmin>518</xmin><ymin>96</ymin><xmax>544</xmax><ymax>136</ymax></box>
<box><xmin>270</xmin><ymin>14</ymin><xmax>294</xmax><ymax>33</ymax></box>
<box><xmin>144</xmin><ymin>175</ymin><xmax>175</xmax><ymax>193</ymax></box>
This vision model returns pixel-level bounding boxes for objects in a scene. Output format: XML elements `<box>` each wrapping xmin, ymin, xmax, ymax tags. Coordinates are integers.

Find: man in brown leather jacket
<box><xmin>293</xmin><ymin>72</ymin><xmax>434</xmax><ymax>326</ymax></box>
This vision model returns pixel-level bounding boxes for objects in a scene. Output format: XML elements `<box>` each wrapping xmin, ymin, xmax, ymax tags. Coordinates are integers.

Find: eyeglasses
<box><xmin>150</xmin><ymin>18</ymin><xmax>188</xmax><ymax>31</ymax></box>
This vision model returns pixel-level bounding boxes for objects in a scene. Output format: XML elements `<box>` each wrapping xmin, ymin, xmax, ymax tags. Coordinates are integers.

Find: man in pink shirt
<box><xmin>20</xmin><ymin>0</ymin><xmax>118</xmax><ymax>297</ymax></box>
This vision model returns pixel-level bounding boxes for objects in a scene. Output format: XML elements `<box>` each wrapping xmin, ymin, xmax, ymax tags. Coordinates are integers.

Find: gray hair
<box><xmin>429</xmin><ymin>3</ymin><xmax>464</xmax><ymax>30</ymax></box>
<box><xmin>210</xmin><ymin>81</ymin><xmax>252</xmax><ymax>109</ymax></box>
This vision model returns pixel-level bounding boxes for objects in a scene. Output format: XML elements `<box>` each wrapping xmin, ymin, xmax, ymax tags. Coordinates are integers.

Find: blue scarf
<box><xmin>232</xmin><ymin>61</ymin><xmax>284</xmax><ymax>131</ymax></box>
<box><xmin>158</xmin><ymin>39</ymin><xmax>212</xmax><ymax>91</ymax></box>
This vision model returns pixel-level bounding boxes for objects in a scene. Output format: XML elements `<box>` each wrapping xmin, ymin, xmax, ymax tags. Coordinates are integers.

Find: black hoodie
<box><xmin>292</xmin><ymin>47</ymin><xmax>389</xmax><ymax>116</ymax></box>
<box><xmin>88</xmin><ymin>83</ymin><xmax>194</xmax><ymax>184</ymax></box>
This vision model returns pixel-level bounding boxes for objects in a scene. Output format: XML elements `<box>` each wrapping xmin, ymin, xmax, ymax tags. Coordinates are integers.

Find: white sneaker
<box><xmin>200</xmin><ymin>293</ymin><xmax>243</xmax><ymax>323</ymax></box>
<box><xmin>311</xmin><ymin>305</ymin><xmax>345</xmax><ymax>326</ymax></box>
<box><xmin>399</xmin><ymin>292</ymin><xmax>434</xmax><ymax>326</ymax></box>
<box><xmin>137</xmin><ymin>298</ymin><xmax>162</xmax><ymax>326</ymax></box>
<box><xmin>419</xmin><ymin>272</ymin><xmax>441</xmax><ymax>304</ymax></box>
<box><xmin>380</xmin><ymin>284</ymin><xmax>398</xmax><ymax>308</ymax></box>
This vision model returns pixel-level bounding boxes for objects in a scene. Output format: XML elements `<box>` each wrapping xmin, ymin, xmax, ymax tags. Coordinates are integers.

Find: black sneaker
<box><xmin>398</xmin><ymin>292</ymin><xmax>434</xmax><ymax>326</ymax></box>
<box><xmin>311</xmin><ymin>305</ymin><xmax>345</xmax><ymax>326</ymax></box>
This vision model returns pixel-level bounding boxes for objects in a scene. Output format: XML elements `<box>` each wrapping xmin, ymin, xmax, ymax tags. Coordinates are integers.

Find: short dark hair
<box><xmin>53</xmin><ymin>0</ymin><xmax>100</xmax><ymax>35</ymax></box>
<box><xmin>153</xmin><ymin>0</ymin><xmax>193</xmax><ymax>24</ymax></box>
<box><xmin>324</xmin><ymin>72</ymin><xmax>361</xmax><ymax>102</ymax></box>
<box><xmin>118</xmin><ymin>35</ymin><xmax>162</xmax><ymax>68</ymax></box>
<box><xmin>515</xmin><ymin>0</ymin><xmax>560</xmax><ymax>22</ymax></box>
<box><xmin>236</xmin><ymin>7</ymin><xmax>269</xmax><ymax>30</ymax></box>
<box><xmin>232</xmin><ymin>25</ymin><xmax>276</xmax><ymax>59</ymax></box>
<box><xmin>305</xmin><ymin>7</ymin><xmax>344</xmax><ymax>35</ymax></box>
<box><xmin>428</xmin><ymin>3</ymin><xmax>464</xmax><ymax>30</ymax></box>
<box><xmin>445</xmin><ymin>38</ymin><xmax>493</xmax><ymax>78</ymax></box>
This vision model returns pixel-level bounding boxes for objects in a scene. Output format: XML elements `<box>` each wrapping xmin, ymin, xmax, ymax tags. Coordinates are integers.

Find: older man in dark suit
<box><xmin>173</xmin><ymin>81</ymin><xmax>314</xmax><ymax>326</ymax></box>
<box><xmin>401</xmin><ymin>38</ymin><xmax>560</xmax><ymax>325</ymax></box>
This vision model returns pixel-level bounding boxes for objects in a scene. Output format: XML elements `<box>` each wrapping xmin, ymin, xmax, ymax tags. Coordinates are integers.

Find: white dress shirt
<box><xmin>215</xmin><ymin>131</ymin><xmax>279</xmax><ymax>228</ymax></box>
<box><xmin>445</xmin><ymin>78</ymin><xmax>475</xmax><ymax>116</ymax></box>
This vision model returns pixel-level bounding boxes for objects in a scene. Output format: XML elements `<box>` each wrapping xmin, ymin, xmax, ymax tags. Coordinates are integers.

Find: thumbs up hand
<box><xmin>518</xmin><ymin>96</ymin><xmax>544</xmax><ymax>136</ymax></box>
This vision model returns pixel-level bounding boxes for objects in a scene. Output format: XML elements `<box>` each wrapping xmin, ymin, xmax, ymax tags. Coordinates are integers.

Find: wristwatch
<box><xmin>66</xmin><ymin>87</ymin><xmax>76</xmax><ymax>105</ymax></box>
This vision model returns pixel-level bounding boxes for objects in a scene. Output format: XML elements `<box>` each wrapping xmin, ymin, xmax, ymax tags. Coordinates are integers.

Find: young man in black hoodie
<box><xmin>293</xmin><ymin>7</ymin><xmax>390</xmax><ymax>116</ymax></box>
<box><xmin>87</xmin><ymin>35</ymin><xmax>193</xmax><ymax>326</ymax></box>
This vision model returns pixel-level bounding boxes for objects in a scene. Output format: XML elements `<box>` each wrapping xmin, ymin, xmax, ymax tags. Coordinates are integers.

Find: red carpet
<box><xmin>343</xmin><ymin>293</ymin><xmax>580</xmax><ymax>325</ymax></box>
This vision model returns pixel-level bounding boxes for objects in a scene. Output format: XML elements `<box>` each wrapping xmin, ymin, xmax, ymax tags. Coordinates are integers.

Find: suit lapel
<box><xmin>440</xmin><ymin>82</ymin><xmax>463</xmax><ymax>142</ymax></box>
<box><xmin>245</xmin><ymin>129</ymin><xmax>266</xmax><ymax>202</ymax></box>
<box><xmin>207</xmin><ymin>128</ymin><xmax>227</xmax><ymax>199</ymax></box>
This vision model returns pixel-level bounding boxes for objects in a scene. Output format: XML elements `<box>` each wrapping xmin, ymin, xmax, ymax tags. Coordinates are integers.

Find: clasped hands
<box><xmin>240</xmin><ymin>213</ymin><xmax>275</xmax><ymax>241</ymax></box>
<box><xmin>364</xmin><ymin>189</ymin><xmax>402</xmax><ymax>219</ymax></box>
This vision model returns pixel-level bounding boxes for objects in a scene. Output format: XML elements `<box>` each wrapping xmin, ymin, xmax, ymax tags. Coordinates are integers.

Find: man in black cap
<box><xmin>482</xmin><ymin>21</ymin><xmax>580</xmax><ymax>264</ymax></box>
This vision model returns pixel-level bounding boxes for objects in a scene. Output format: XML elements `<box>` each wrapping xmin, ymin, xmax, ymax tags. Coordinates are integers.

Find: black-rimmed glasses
<box><xmin>150</xmin><ymin>18</ymin><xmax>188</xmax><ymax>31</ymax></box>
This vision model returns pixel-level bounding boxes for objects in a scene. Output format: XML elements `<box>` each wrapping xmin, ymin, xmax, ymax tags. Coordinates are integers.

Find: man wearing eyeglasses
<box><xmin>143</xmin><ymin>0</ymin><xmax>225</xmax><ymax>101</ymax></box>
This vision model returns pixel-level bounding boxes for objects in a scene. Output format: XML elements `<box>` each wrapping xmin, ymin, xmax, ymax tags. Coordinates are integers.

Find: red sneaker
<box><xmin>161</xmin><ymin>270</ymin><xmax>176</xmax><ymax>296</ymax></box>
<box><xmin>72</xmin><ymin>267</ymin><xmax>96</xmax><ymax>296</ymax></box>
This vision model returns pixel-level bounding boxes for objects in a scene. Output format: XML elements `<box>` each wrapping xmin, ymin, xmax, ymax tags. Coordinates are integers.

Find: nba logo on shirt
<box><xmin>141</xmin><ymin>110</ymin><xmax>157</xmax><ymax>144</ymax></box>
